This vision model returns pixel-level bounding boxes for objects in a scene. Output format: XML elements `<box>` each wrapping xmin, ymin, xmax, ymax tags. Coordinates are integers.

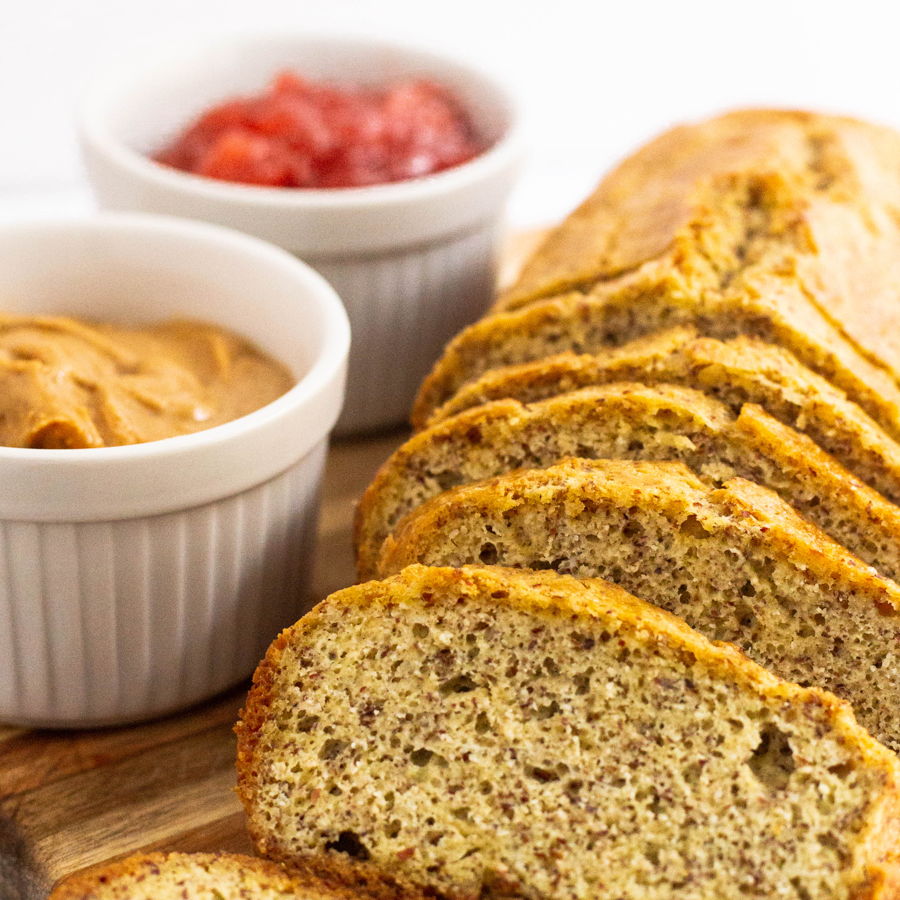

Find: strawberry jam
<box><xmin>154</xmin><ymin>71</ymin><xmax>484</xmax><ymax>189</ymax></box>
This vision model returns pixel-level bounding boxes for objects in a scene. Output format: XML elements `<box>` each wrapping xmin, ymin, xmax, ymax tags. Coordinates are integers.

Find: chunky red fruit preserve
<box><xmin>154</xmin><ymin>71</ymin><xmax>485</xmax><ymax>189</ymax></box>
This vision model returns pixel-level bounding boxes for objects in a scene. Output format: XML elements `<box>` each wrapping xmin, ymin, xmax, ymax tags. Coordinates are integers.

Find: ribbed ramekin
<box><xmin>77</xmin><ymin>35</ymin><xmax>523</xmax><ymax>434</ymax></box>
<box><xmin>0</xmin><ymin>215</ymin><xmax>349</xmax><ymax>727</ymax></box>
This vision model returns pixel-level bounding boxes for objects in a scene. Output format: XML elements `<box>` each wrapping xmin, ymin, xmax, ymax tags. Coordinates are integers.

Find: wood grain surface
<box><xmin>0</xmin><ymin>229</ymin><xmax>542</xmax><ymax>899</ymax></box>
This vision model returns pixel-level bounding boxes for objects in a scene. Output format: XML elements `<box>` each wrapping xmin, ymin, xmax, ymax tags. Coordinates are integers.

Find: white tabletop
<box><xmin>2</xmin><ymin>0</ymin><xmax>898</xmax><ymax>227</ymax></box>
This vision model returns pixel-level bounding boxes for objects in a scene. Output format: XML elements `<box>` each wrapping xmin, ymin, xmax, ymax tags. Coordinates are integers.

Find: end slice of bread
<box><xmin>357</xmin><ymin>382</ymin><xmax>900</xmax><ymax>584</ymax></box>
<box><xmin>48</xmin><ymin>851</ymin><xmax>386</xmax><ymax>899</ymax></box>
<box><xmin>237</xmin><ymin>565</ymin><xmax>900</xmax><ymax>900</ymax></box>
<box><xmin>377</xmin><ymin>460</ymin><xmax>900</xmax><ymax>751</ymax></box>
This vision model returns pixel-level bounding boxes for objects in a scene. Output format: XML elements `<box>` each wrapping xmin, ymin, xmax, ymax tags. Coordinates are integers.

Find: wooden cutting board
<box><xmin>0</xmin><ymin>229</ymin><xmax>545</xmax><ymax>900</ymax></box>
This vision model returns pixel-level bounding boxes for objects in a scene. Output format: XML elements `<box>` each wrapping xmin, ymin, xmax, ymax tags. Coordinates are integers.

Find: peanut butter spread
<box><xmin>0</xmin><ymin>315</ymin><xmax>295</xmax><ymax>448</ymax></box>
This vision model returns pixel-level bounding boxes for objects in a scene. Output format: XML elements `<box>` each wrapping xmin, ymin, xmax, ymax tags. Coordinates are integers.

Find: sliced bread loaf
<box><xmin>377</xmin><ymin>460</ymin><xmax>900</xmax><ymax>751</ymax></box>
<box><xmin>423</xmin><ymin>328</ymin><xmax>900</xmax><ymax>515</ymax></box>
<box><xmin>236</xmin><ymin>564</ymin><xmax>900</xmax><ymax>900</ymax></box>
<box><xmin>357</xmin><ymin>383</ymin><xmax>900</xmax><ymax>583</ymax></box>
<box><xmin>48</xmin><ymin>852</ymin><xmax>383</xmax><ymax>899</ymax></box>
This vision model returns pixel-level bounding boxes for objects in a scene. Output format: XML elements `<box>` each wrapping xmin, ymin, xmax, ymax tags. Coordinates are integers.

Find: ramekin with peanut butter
<box><xmin>0</xmin><ymin>215</ymin><xmax>349</xmax><ymax>727</ymax></box>
<box><xmin>0</xmin><ymin>314</ymin><xmax>294</xmax><ymax>449</ymax></box>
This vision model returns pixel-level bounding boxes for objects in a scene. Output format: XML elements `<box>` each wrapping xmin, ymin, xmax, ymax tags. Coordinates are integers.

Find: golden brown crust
<box><xmin>498</xmin><ymin>109</ymin><xmax>900</xmax><ymax>377</ymax></box>
<box><xmin>498</xmin><ymin>109</ymin><xmax>825</xmax><ymax>309</ymax></box>
<box><xmin>236</xmin><ymin>640</ymin><xmax>286</xmax><ymax>855</ymax></box>
<box><xmin>236</xmin><ymin>565</ymin><xmax>900</xmax><ymax>900</ymax></box>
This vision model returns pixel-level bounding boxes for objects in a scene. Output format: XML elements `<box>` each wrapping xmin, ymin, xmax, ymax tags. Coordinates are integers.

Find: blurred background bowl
<box><xmin>78</xmin><ymin>34</ymin><xmax>524</xmax><ymax>434</ymax></box>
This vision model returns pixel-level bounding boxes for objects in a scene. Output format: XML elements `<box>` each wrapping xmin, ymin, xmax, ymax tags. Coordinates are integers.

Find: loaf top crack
<box><xmin>499</xmin><ymin>109</ymin><xmax>900</xmax><ymax>342</ymax></box>
<box><xmin>236</xmin><ymin>564</ymin><xmax>900</xmax><ymax>900</ymax></box>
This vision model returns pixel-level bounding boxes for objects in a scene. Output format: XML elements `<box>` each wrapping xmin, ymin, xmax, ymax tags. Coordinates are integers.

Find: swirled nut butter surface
<box><xmin>0</xmin><ymin>314</ymin><xmax>295</xmax><ymax>448</ymax></box>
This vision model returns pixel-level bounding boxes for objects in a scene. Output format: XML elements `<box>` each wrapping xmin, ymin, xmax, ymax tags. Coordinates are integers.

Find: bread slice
<box><xmin>357</xmin><ymin>383</ymin><xmax>900</xmax><ymax>584</ymax></box>
<box><xmin>426</xmin><ymin>326</ymin><xmax>701</xmax><ymax>426</ymax></box>
<box><xmin>496</xmin><ymin>109</ymin><xmax>900</xmax><ymax>377</ymax></box>
<box><xmin>236</xmin><ymin>564</ymin><xmax>900</xmax><ymax>899</ymax></box>
<box><xmin>423</xmin><ymin>328</ymin><xmax>900</xmax><ymax>514</ymax></box>
<box><xmin>377</xmin><ymin>460</ymin><xmax>900</xmax><ymax>752</ymax></box>
<box><xmin>48</xmin><ymin>851</ymin><xmax>381</xmax><ymax>899</ymax></box>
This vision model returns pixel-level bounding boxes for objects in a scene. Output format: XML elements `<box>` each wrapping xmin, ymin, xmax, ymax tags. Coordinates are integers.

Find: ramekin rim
<box><xmin>77</xmin><ymin>32</ymin><xmax>525</xmax><ymax>213</ymax></box>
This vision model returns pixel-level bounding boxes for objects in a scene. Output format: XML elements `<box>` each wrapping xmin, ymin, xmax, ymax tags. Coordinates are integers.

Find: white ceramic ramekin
<box><xmin>78</xmin><ymin>35</ymin><xmax>523</xmax><ymax>434</ymax></box>
<box><xmin>0</xmin><ymin>215</ymin><xmax>349</xmax><ymax>727</ymax></box>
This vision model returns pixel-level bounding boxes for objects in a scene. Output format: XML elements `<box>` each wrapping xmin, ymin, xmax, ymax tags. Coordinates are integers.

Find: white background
<box><xmin>2</xmin><ymin>0</ymin><xmax>899</xmax><ymax>226</ymax></box>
